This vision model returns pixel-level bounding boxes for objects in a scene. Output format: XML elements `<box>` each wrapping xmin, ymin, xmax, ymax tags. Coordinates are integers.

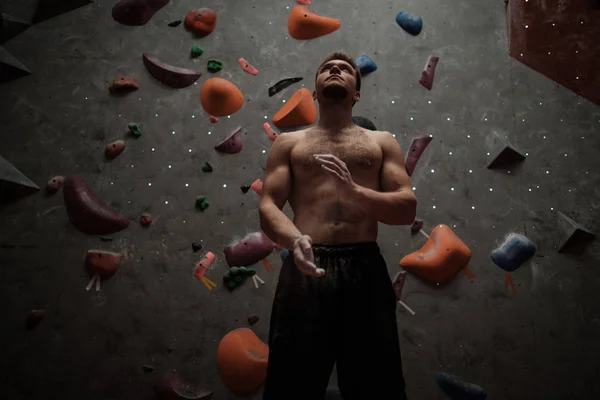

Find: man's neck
<box><xmin>316</xmin><ymin>102</ymin><xmax>354</xmax><ymax>132</ymax></box>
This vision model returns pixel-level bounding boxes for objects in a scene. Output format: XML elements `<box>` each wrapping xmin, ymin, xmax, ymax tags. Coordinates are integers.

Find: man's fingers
<box><xmin>321</xmin><ymin>165</ymin><xmax>346</xmax><ymax>182</ymax></box>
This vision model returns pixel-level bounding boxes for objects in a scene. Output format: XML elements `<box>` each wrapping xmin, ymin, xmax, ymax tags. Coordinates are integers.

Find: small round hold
<box><xmin>140</xmin><ymin>213</ymin><xmax>152</xmax><ymax>227</ymax></box>
<box><xmin>46</xmin><ymin>176</ymin><xmax>65</xmax><ymax>193</ymax></box>
<box><xmin>105</xmin><ymin>140</ymin><xmax>126</xmax><ymax>158</ymax></box>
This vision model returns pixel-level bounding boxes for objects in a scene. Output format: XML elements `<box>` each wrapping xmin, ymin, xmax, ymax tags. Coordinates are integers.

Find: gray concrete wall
<box><xmin>1</xmin><ymin>0</ymin><xmax>599</xmax><ymax>399</ymax></box>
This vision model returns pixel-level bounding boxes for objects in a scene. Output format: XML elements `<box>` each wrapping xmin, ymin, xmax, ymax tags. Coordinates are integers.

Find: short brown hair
<box><xmin>315</xmin><ymin>51</ymin><xmax>361</xmax><ymax>91</ymax></box>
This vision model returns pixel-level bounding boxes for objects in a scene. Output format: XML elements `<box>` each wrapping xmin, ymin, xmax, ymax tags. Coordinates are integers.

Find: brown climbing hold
<box><xmin>248</xmin><ymin>314</ymin><xmax>259</xmax><ymax>325</ymax></box>
<box><xmin>154</xmin><ymin>372</ymin><xmax>213</xmax><ymax>400</ymax></box>
<box><xmin>26</xmin><ymin>310</ymin><xmax>45</xmax><ymax>329</ymax></box>
<box><xmin>288</xmin><ymin>6</ymin><xmax>341</xmax><ymax>40</ymax></box>
<box><xmin>200</xmin><ymin>78</ymin><xmax>245</xmax><ymax>117</ymax></box>
<box><xmin>105</xmin><ymin>140</ymin><xmax>125</xmax><ymax>159</ymax></box>
<box><xmin>273</xmin><ymin>88</ymin><xmax>317</xmax><ymax>128</ymax></box>
<box><xmin>109</xmin><ymin>74</ymin><xmax>139</xmax><ymax>93</ymax></box>
<box><xmin>209</xmin><ymin>116</ymin><xmax>219</xmax><ymax>123</ymax></box>
<box><xmin>46</xmin><ymin>176</ymin><xmax>65</xmax><ymax>193</ymax></box>
<box><xmin>217</xmin><ymin>328</ymin><xmax>269</xmax><ymax>394</ymax></box>
<box><xmin>185</xmin><ymin>8</ymin><xmax>217</xmax><ymax>37</ymax></box>
<box><xmin>140</xmin><ymin>213</ymin><xmax>152</xmax><ymax>227</ymax></box>
<box><xmin>86</xmin><ymin>249</ymin><xmax>121</xmax><ymax>278</ymax></box>
<box><xmin>400</xmin><ymin>224</ymin><xmax>472</xmax><ymax>283</ymax></box>
<box><xmin>143</xmin><ymin>53</ymin><xmax>202</xmax><ymax>89</ymax></box>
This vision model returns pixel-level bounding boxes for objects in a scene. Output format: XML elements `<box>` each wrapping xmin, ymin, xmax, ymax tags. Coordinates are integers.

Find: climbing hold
<box><xmin>392</xmin><ymin>270</ymin><xmax>408</xmax><ymax>301</ymax></box>
<box><xmin>154</xmin><ymin>372</ymin><xmax>213</xmax><ymax>400</ymax></box>
<box><xmin>395</xmin><ymin>11</ymin><xmax>423</xmax><ymax>36</ymax></box>
<box><xmin>400</xmin><ymin>224</ymin><xmax>472</xmax><ymax>283</ymax></box>
<box><xmin>128</xmin><ymin>122</ymin><xmax>142</xmax><ymax>137</ymax></box>
<box><xmin>46</xmin><ymin>176</ymin><xmax>65</xmax><ymax>193</ymax></box>
<box><xmin>143</xmin><ymin>53</ymin><xmax>201</xmax><ymax>88</ymax></box>
<box><xmin>26</xmin><ymin>310</ymin><xmax>45</xmax><ymax>329</ymax></box>
<box><xmin>167</xmin><ymin>20</ymin><xmax>181</xmax><ymax>27</ymax></box>
<box><xmin>195</xmin><ymin>196</ymin><xmax>209</xmax><ymax>211</ymax></box>
<box><xmin>142</xmin><ymin>365</ymin><xmax>154</xmax><ymax>373</ymax></box>
<box><xmin>419</xmin><ymin>55</ymin><xmax>439</xmax><ymax>90</ymax></box>
<box><xmin>63</xmin><ymin>177</ymin><xmax>130</xmax><ymax>234</ymax></box>
<box><xmin>223</xmin><ymin>267</ymin><xmax>256</xmax><ymax>290</ymax></box>
<box><xmin>215</xmin><ymin>126</ymin><xmax>244</xmax><ymax>154</ymax></box>
<box><xmin>1</xmin><ymin>12</ymin><xmax>30</xmax><ymax>45</ymax></box>
<box><xmin>436</xmin><ymin>371</ymin><xmax>487</xmax><ymax>400</ymax></box>
<box><xmin>0</xmin><ymin>156</ymin><xmax>40</xmax><ymax>203</ymax></box>
<box><xmin>217</xmin><ymin>328</ymin><xmax>269</xmax><ymax>394</ymax></box>
<box><xmin>240</xmin><ymin>185</ymin><xmax>251</xmax><ymax>193</ymax></box>
<box><xmin>280</xmin><ymin>248</ymin><xmax>290</xmax><ymax>262</ymax></box>
<box><xmin>207</xmin><ymin>59</ymin><xmax>223</xmax><ymax>73</ymax></box>
<box><xmin>194</xmin><ymin>251</ymin><xmax>215</xmax><ymax>280</ymax></box>
<box><xmin>263</xmin><ymin>122</ymin><xmax>278</xmax><ymax>141</ymax></box>
<box><xmin>352</xmin><ymin>116</ymin><xmax>377</xmax><ymax>131</ymax></box>
<box><xmin>224</xmin><ymin>232</ymin><xmax>274</xmax><ymax>267</ymax></box>
<box><xmin>268</xmin><ymin>77</ymin><xmax>303</xmax><ymax>97</ymax></box>
<box><xmin>108</xmin><ymin>74</ymin><xmax>139</xmax><ymax>93</ymax></box>
<box><xmin>209</xmin><ymin>115</ymin><xmax>219</xmax><ymax>123</ymax></box>
<box><xmin>86</xmin><ymin>249</ymin><xmax>121</xmax><ymax>278</ymax></box>
<box><xmin>238</xmin><ymin>58</ymin><xmax>259</xmax><ymax>75</ymax></box>
<box><xmin>273</xmin><ymin>88</ymin><xmax>317</xmax><ymax>128</ymax></box>
<box><xmin>185</xmin><ymin>8</ymin><xmax>217</xmax><ymax>37</ymax></box>
<box><xmin>105</xmin><ymin>140</ymin><xmax>125</xmax><ymax>159</ymax></box>
<box><xmin>248</xmin><ymin>314</ymin><xmax>259</xmax><ymax>325</ymax></box>
<box><xmin>405</xmin><ymin>136</ymin><xmax>433</xmax><ymax>176</ymax></box>
<box><xmin>190</xmin><ymin>44</ymin><xmax>204</xmax><ymax>58</ymax></box>
<box><xmin>410</xmin><ymin>219</ymin><xmax>424</xmax><ymax>234</ymax></box>
<box><xmin>556</xmin><ymin>211</ymin><xmax>595</xmax><ymax>253</ymax></box>
<box><xmin>251</xmin><ymin>179</ymin><xmax>263</xmax><ymax>195</ymax></box>
<box><xmin>192</xmin><ymin>242</ymin><xmax>203</xmax><ymax>252</ymax></box>
<box><xmin>201</xmin><ymin>162</ymin><xmax>213</xmax><ymax>173</ymax></box>
<box><xmin>200</xmin><ymin>78</ymin><xmax>245</xmax><ymax>117</ymax></box>
<box><xmin>140</xmin><ymin>213</ymin><xmax>152</xmax><ymax>227</ymax></box>
<box><xmin>355</xmin><ymin>54</ymin><xmax>377</xmax><ymax>75</ymax></box>
<box><xmin>99</xmin><ymin>237</ymin><xmax>113</xmax><ymax>242</ymax></box>
<box><xmin>491</xmin><ymin>233</ymin><xmax>535</xmax><ymax>272</ymax></box>
<box><xmin>288</xmin><ymin>6</ymin><xmax>341</xmax><ymax>40</ymax></box>
<box><xmin>486</xmin><ymin>133</ymin><xmax>525</xmax><ymax>169</ymax></box>
<box><xmin>112</xmin><ymin>0</ymin><xmax>170</xmax><ymax>26</ymax></box>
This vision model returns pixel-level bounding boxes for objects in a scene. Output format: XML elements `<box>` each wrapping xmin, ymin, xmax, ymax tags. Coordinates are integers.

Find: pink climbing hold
<box><xmin>210</xmin><ymin>116</ymin><xmax>219</xmax><ymax>123</ymax></box>
<box><xmin>263</xmin><ymin>122</ymin><xmax>278</xmax><ymax>141</ymax></box>
<box><xmin>296</xmin><ymin>0</ymin><xmax>312</xmax><ymax>5</ymax></box>
<box><xmin>46</xmin><ymin>176</ymin><xmax>65</xmax><ymax>193</ymax></box>
<box><xmin>238</xmin><ymin>58</ymin><xmax>259</xmax><ymax>75</ymax></box>
<box><xmin>405</xmin><ymin>136</ymin><xmax>433</xmax><ymax>176</ymax></box>
<box><xmin>419</xmin><ymin>56</ymin><xmax>439</xmax><ymax>90</ymax></box>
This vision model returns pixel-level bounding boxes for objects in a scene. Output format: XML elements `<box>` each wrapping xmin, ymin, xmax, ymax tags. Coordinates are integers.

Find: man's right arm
<box><xmin>258</xmin><ymin>133</ymin><xmax>303</xmax><ymax>250</ymax></box>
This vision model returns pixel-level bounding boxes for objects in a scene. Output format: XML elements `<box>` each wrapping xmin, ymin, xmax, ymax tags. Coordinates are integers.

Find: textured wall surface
<box><xmin>1</xmin><ymin>0</ymin><xmax>599</xmax><ymax>399</ymax></box>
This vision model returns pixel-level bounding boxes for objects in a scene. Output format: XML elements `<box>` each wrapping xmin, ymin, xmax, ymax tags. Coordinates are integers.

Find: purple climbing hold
<box><xmin>224</xmin><ymin>232</ymin><xmax>274</xmax><ymax>267</ymax></box>
<box><xmin>419</xmin><ymin>56</ymin><xmax>439</xmax><ymax>90</ymax></box>
<box><xmin>405</xmin><ymin>136</ymin><xmax>433</xmax><ymax>176</ymax></box>
<box><xmin>215</xmin><ymin>126</ymin><xmax>244</xmax><ymax>154</ymax></box>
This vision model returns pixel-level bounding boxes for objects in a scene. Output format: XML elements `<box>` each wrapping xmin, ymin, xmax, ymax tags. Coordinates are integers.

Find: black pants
<box><xmin>263</xmin><ymin>242</ymin><xmax>407</xmax><ymax>400</ymax></box>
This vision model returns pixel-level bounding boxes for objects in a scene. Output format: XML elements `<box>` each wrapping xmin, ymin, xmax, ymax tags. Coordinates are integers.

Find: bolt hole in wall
<box><xmin>0</xmin><ymin>1</ymin><xmax>599</xmax><ymax>400</ymax></box>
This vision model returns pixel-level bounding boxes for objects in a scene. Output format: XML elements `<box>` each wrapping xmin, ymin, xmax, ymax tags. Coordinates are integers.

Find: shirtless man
<box><xmin>259</xmin><ymin>51</ymin><xmax>417</xmax><ymax>400</ymax></box>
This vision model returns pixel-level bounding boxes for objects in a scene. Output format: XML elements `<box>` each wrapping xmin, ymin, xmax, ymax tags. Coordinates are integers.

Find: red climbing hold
<box><xmin>419</xmin><ymin>56</ymin><xmax>439</xmax><ymax>90</ymax></box>
<box><xmin>238</xmin><ymin>58</ymin><xmax>259</xmax><ymax>75</ymax></box>
<box><xmin>210</xmin><ymin>116</ymin><xmax>219</xmax><ymax>123</ymax></box>
<box><xmin>109</xmin><ymin>74</ymin><xmax>139</xmax><ymax>93</ymax></box>
<box><xmin>296</xmin><ymin>0</ymin><xmax>312</xmax><ymax>5</ymax></box>
<box><xmin>263</xmin><ymin>122</ymin><xmax>278</xmax><ymax>141</ymax></box>
<box><xmin>86</xmin><ymin>250</ymin><xmax>121</xmax><ymax>278</ymax></box>
<box><xmin>105</xmin><ymin>140</ymin><xmax>125</xmax><ymax>159</ymax></box>
<box><xmin>185</xmin><ymin>8</ymin><xmax>217</xmax><ymax>37</ymax></box>
<box><xmin>405</xmin><ymin>136</ymin><xmax>433</xmax><ymax>177</ymax></box>
<box><xmin>140</xmin><ymin>213</ymin><xmax>152</xmax><ymax>227</ymax></box>
<box><xmin>46</xmin><ymin>176</ymin><xmax>65</xmax><ymax>193</ymax></box>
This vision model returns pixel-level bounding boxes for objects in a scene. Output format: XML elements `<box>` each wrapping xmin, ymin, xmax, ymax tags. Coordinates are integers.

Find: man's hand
<box><xmin>293</xmin><ymin>235</ymin><xmax>325</xmax><ymax>277</ymax></box>
<box><xmin>314</xmin><ymin>154</ymin><xmax>359</xmax><ymax>195</ymax></box>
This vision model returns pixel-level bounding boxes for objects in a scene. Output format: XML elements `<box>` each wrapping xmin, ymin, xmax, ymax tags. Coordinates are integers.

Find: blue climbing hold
<box><xmin>280</xmin><ymin>248</ymin><xmax>290</xmax><ymax>262</ymax></box>
<box><xmin>355</xmin><ymin>55</ymin><xmax>377</xmax><ymax>76</ymax></box>
<box><xmin>436</xmin><ymin>372</ymin><xmax>487</xmax><ymax>400</ymax></box>
<box><xmin>395</xmin><ymin>11</ymin><xmax>423</xmax><ymax>36</ymax></box>
<box><xmin>490</xmin><ymin>233</ymin><xmax>536</xmax><ymax>272</ymax></box>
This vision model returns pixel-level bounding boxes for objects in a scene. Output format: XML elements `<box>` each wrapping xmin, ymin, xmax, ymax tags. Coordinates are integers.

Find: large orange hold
<box><xmin>273</xmin><ymin>88</ymin><xmax>317</xmax><ymax>128</ymax></box>
<box><xmin>200</xmin><ymin>78</ymin><xmax>245</xmax><ymax>117</ymax></box>
<box><xmin>288</xmin><ymin>6</ymin><xmax>341</xmax><ymax>40</ymax></box>
<box><xmin>217</xmin><ymin>328</ymin><xmax>269</xmax><ymax>394</ymax></box>
<box><xmin>399</xmin><ymin>224</ymin><xmax>472</xmax><ymax>283</ymax></box>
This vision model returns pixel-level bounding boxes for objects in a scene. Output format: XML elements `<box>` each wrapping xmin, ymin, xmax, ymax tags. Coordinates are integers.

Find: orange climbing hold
<box><xmin>288</xmin><ymin>6</ymin><xmax>341</xmax><ymax>40</ymax></box>
<box><xmin>263</xmin><ymin>122</ymin><xmax>278</xmax><ymax>141</ymax></box>
<box><xmin>238</xmin><ymin>58</ymin><xmax>259</xmax><ymax>75</ymax></box>
<box><xmin>200</xmin><ymin>78</ymin><xmax>245</xmax><ymax>117</ymax></box>
<box><xmin>185</xmin><ymin>8</ymin><xmax>217</xmax><ymax>37</ymax></box>
<box><xmin>217</xmin><ymin>328</ymin><xmax>269</xmax><ymax>394</ymax></box>
<box><xmin>399</xmin><ymin>224</ymin><xmax>472</xmax><ymax>283</ymax></box>
<box><xmin>251</xmin><ymin>179</ymin><xmax>263</xmax><ymax>195</ymax></box>
<box><xmin>273</xmin><ymin>88</ymin><xmax>317</xmax><ymax>128</ymax></box>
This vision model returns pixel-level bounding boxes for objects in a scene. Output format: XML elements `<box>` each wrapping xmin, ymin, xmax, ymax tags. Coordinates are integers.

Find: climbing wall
<box><xmin>0</xmin><ymin>0</ymin><xmax>599</xmax><ymax>399</ymax></box>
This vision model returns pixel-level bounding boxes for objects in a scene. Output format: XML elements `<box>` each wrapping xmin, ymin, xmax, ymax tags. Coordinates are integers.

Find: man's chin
<box><xmin>322</xmin><ymin>83</ymin><xmax>349</xmax><ymax>100</ymax></box>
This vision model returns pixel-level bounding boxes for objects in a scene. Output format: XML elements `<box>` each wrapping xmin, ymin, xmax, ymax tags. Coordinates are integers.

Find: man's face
<box><xmin>314</xmin><ymin>60</ymin><xmax>360</xmax><ymax>105</ymax></box>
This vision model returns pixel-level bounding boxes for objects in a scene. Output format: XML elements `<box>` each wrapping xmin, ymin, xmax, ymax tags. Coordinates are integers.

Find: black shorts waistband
<box><xmin>311</xmin><ymin>241</ymin><xmax>380</xmax><ymax>256</ymax></box>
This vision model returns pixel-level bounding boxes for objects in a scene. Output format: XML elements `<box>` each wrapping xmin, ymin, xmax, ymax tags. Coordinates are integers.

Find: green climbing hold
<box><xmin>191</xmin><ymin>44</ymin><xmax>204</xmax><ymax>58</ymax></box>
<box><xmin>238</xmin><ymin>266</ymin><xmax>248</xmax><ymax>275</ymax></box>
<box><xmin>234</xmin><ymin>276</ymin><xmax>243</xmax><ymax>284</ymax></box>
<box><xmin>229</xmin><ymin>266</ymin><xmax>240</xmax><ymax>275</ymax></box>
<box><xmin>195</xmin><ymin>196</ymin><xmax>209</xmax><ymax>211</ymax></box>
<box><xmin>201</xmin><ymin>162</ymin><xmax>213</xmax><ymax>173</ymax></box>
<box><xmin>207</xmin><ymin>59</ymin><xmax>223</xmax><ymax>73</ymax></box>
<box><xmin>128</xmin><ymin>122</ymin><xmax>142</xmax><ymax>137</ymax></box>
<box><xmin>100</xmin><ymin>236</ymin><xmax>113</xmax><ymax>242</ymax></box>
<box><xmin>227</xmin><ymin>280</ymin><xmax>236</xmax><ymax>289</ymax></box>
<box><xmin>247</xmin><ymin>267</ymin><xmax>256</xmax><ymax>276</ymax></box>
